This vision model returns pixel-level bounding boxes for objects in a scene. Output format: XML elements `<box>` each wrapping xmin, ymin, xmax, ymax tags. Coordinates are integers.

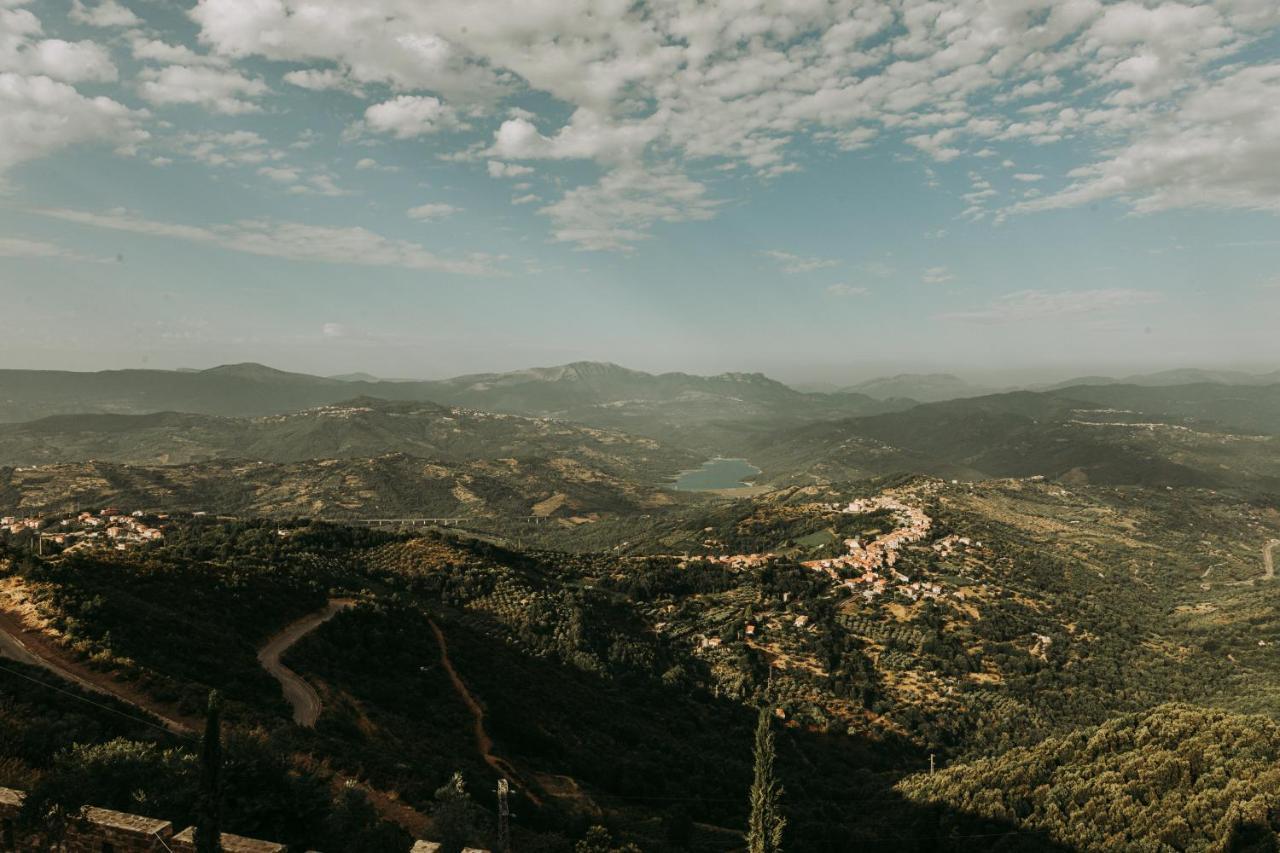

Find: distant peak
<box><xmin>200</xmin><ymin>363</ymin><xmax>321</xmax><ymax>382</ymax></box>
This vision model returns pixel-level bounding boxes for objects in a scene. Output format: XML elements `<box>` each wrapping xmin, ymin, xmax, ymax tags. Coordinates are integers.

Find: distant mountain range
<box><xmin>838</xmin><ymin>367</ymin><xmax>1280</xmax><ymax>403</ymax></box>
<box><xmin>0</xmin><ymin>361</ymin><xmax>911</xmax><ymax>453</ymax></box>
<box><xmin>839</xmin><ymin>373</ymin><xmax>997</xmax><ymax>403</ymax></box>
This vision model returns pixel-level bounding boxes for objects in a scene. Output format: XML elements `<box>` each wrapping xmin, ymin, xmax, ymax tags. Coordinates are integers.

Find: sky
<box><xmin>1</xmin><ymin>0</ymin><xmax>1279</xmax><ymax>384</ymax></box>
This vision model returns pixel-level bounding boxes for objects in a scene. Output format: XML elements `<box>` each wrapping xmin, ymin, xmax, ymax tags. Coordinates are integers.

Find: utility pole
<box><xmin>497</xmin><ymin>779</ymin><xmax>510</xmax><ymax>852</ymax></box>
<box><xmin>929</xmin><ymin>753</ymin><xmax>935</xmax><ymax>775</ymax></box>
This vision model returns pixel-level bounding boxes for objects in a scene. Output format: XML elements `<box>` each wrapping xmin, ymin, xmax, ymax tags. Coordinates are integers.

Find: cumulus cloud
<box><xmin>944</xmin><ymin>288</ymin><xmax>1162</xmax><ymax>324</ymax></box>
<box><xmin>1014</xmin><ymin>63</ymin><xmax>1280</xmax><ymax>215</ymax></box>
<box><xmin>189</xmin><ymin>0</ymin><xmax>509</xmax><ymax>101</ymax></box>
<box><xmin>130</xmin><ymin>37</ymin><xmax>227</xmax><ymax>67</ymax></box>
<box><xmin>0</xmin><ymin>72</ymin><xmax>145</xmax><ymax>180</ymax></box>
<box><xmin>257</xmin><ymin>165</ymin><xmax>299</xmax><ymax>184</ymax></box>
<box><xmin>540</xmin><ymin>165</ymin><xmax>719</xmax><ymax>252</ymax></box>
<box><xmin>21</xmin><ymin>39</ymin><xmax>117</xmax><ymax>83</ymax></box>
<box><xmin>69</xmin><ymin>0</ymin><xmax>139</xmax><ymax>28</ymax></box>
<box><xmin>138</xmin><ymin>64</ymin><xmax>268</xmax><ymax>114</ymax></box>
<box><xmin>34</xmin><ymin>207</ymin><xmax>500</xmax><ymax>276</ymax></box>
<box><xmin>0</xmin><ymin>5</ymin><xmax>118</xmax><ymax>84</ymax></box>
<box><xmin>361</xmin><ymin>95</ymin><xmax>461</xmax><ymax>138</ymax></box>
<box><xmin>487</xmin><ymin>160</ymin><xmax>533</xmax><ymax>178</ymax></box>
<box><xmin>922</xmin><ymin>266</ymin><xmax>954</xmax><ymax>285</ymax></box>
<box><xmin>164</xmin><ymin>0</ymin><xmax>1280</xmax><ymax>247</ymax></box>
<box><xmin>283</xmin><ymin>67</ymin><xmax>364</xmax><ymax>96</ymax></box>
<box><xmin>169</xmin><ymin>129</ymin><xmax>278</xmax><ymax>167</ymax></box>
<box><xmin>763</xmin><ymin>250</ymin><xmax>839</xmax><ymax>274</ymax></box>
<box><xmin>406</xmin><ymin>202</ymin><xmax>459</xmax><ymax>220</ymax></box>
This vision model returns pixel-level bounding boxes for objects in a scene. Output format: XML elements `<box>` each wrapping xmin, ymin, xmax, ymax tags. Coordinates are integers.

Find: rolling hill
<box><xmin>752</xmin><ymin>384</ymin><xmax>1280</xmax><ymax>492</ymax></box>
<box><xmin>0</xmin><ymin>397</ymin><xmax>698</xmax><ymax>479</ymax></box>
<box><xmin>0</xmin><ymin>453</ymin><xmax>686</xmax><ymax>519</ymax></box>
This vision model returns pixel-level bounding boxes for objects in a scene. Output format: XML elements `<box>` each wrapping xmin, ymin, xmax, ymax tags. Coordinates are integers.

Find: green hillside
<box><xmin>899</xmin><ymin>703</ymin><xmax>1280</xmax><ymax>852</ymax></box>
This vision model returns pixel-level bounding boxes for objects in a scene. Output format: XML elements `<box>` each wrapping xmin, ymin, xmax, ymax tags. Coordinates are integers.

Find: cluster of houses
<box><xmin>0</xmin><ymin>507</ymin><xmax>168</xmax><ymax>552</ymax></box>
<box><xmin>678</xmin><ymin>486</ymin><xmax>974</xmax><ymax>607</ymax></box>
<box><xmin>801</xmin><ymin>494</ymin><xmax>937</xmax><ymax>601</ymax></box>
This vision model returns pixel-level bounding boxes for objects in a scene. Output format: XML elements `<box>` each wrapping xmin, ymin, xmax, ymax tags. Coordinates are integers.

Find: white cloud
<box><xmin>762</xmin><ymin>249</ymin><xmax>839</xmax><ymax>274</ymax></box>
<box><xmin>287</xmin><ymin>173</ymin><xmax>348</xmax><ymax>197</ymax></box>
<box><xmin>1014</xmin><ymin>63</ymin><xmax>1280</xmax><ymax>215</ymax></box>
<box><xmin>0</xmin><ymin>72</ymin><xmax>145</xmax><ymax>180</ymax></box>
<box><xmin>361</xmin><ymin>95</ymin><xmax>461</xmax><ymax>139</ymax></box>
<box><xmin>138</xmin><ymin>65</ymin><xmax>268</xmax><ymax>114</ymax></box>
<box><xmin>487</xmin><ymin>160</ymin><xmax>533</xmax><ymax>178</ymax></box>
<box><xmin>169</xmin><ymin>129</ymin><xmax>277</xmax><ymax>167</ymax></box>
<box><xmin>283</xmin><ymin>67</ymin><xmax>363</xmax><ymax>96</ymax></box>
<box><xmin>189</xmin><ymin>0</ymin><xmax>510</xmax><ymax>101</ymax></box>
<box><xmin>922</xmin><ymin>266</ymin><xmax>954</xmax><ymax>285</ymax></box>
<box><xmin>34</xmin><ymin>207</ymin><xmax>500</xmax><ymax>276</ymax></box>
<box><xmin>510</xmin><ymin>193</ymin><xmax>539</xmax><ymax>205</ymax></box>
<box><xmin>355</xmin><ymin>157</ymin><xmax>398</xmax><ymax>172</ymax></box>
<box><xmin>130</xmin><ymin>38</ymin><xmax>227</xmax><ymax>67</ymax></box>
<box><xmin>69</xmin><ymin>0</ymin><xmax>139</xmax><ymax>28</ymax></box>
<box><xmin>173</xmin><ymin>0</ymin><xmax>1280</xmax><ymax>247</ymax></box>
<box><xmin>827</xmin><ymin>283</ymin><xmax>869</xmax><ymax>297</ymax></box>
<box><xmin>406</xmin><ymin>202</ymin><xmax>459</xmax><ymax>220</ymax></box>
<box><xmin>944</xmin><ymin>288</ymin><xmax>1162</xmax><ymax>324</ymax></box>
<box><xmin>540</xmin><ymin>165</ymin><xmax>719</xmax><ymax>252</ymax></box>
<box><xmin>257</xmin><ymin>166</ymin><xmax>299</xmax><ymax>184</ymax></box>
<box><xmin>0</xmin><ymin>236</ymin><xmax>111</xmax><ymax>262</ymax></box>
<box><xmin>1012</xmin><ymin>173</ymin><xmax>1044</xmax><ymax>182</ymax></box>
<box><xmin>486</xmin><ymin>109</ymin><xmax>661</xmax><ymax>163</ymax></box>
<box><xmin>21</xmin><ymin>39</ymin><xmax>117</xmax><ymax>83</ymax></box>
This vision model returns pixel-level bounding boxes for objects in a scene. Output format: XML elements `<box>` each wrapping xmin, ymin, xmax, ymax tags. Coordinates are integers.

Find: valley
<box><xmin>2</xmin><ymin>362</ymin><xmax>1280</xmax><ymax>851</ymax></box>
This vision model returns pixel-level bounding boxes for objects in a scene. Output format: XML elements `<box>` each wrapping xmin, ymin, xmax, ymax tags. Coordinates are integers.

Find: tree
<box><xmin>195</xmin><ymin>690</ymin><xmax>223</xmax><ymax>853</ymax></box>
<box><xmin>746</xmin><ymin>706</ymin><xmax>785</xmax><ymax>853</ymax></box>
<box><xmin>575</xmin><ymin>825</ymin><xmax>641</xmax><ymax>853</ymax></box>
<box><xmin>432</xmin><ymin>771</ymin><xmax>495</xmax><ymax>853</ymax></box>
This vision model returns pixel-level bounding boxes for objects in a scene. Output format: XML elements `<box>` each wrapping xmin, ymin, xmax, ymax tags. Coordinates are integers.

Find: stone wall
<box><xmin>0</xmin><ymin>787</ymin><xmax>485</xmax><ymax>853</ymax></box>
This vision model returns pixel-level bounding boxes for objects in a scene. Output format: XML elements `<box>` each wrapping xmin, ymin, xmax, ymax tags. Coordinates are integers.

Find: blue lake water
<box><xmin>673</xmin><ymin>458</ymin><xmax>762</xmax><ymax>491</ymax></box>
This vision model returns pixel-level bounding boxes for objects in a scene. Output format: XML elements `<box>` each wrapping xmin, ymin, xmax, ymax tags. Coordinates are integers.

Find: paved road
<box><xmin>1265</xmin><ymin>539</ymin><xmax>1279</xmax><ymax>581</ymax></box>
<box><xmin>257</xmin><ymin>598</ymin><xmax>355</xmax><ymax>727</ymax></box>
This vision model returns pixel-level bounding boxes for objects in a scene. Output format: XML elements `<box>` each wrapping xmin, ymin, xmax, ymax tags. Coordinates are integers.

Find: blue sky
<box><xmin>1</xmin><ymin>0</ymin><xmax>1279</xmax><ymax>383</ymax></box>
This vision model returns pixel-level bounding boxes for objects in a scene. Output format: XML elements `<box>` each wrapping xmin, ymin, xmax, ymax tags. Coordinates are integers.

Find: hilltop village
<box><xmin>693</xmin><ymin>484</ymin><xmax>980</xmax><ymax>604</ymax></box>
<box><xmin>1</xmin><ymin>507</ymin><xmax>172</xmax><ymax>552</ymax></box>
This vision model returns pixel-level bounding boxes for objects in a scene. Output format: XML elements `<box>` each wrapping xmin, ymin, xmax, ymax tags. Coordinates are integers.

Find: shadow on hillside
<box><xmin>431</xmin><ymin>607</ymin><xmax>1078</xmax><ymax>853</ymax></box>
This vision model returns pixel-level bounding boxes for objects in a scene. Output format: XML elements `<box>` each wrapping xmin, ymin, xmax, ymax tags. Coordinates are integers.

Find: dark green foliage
<box><xmin>900</xmin><ymin>704</ymin><xmax>1280</xmax><ymax>851</ymax></box>
<box><xmin>746</xmin><ymin>707</ymin><xmax>785</xmax><ymax>853</ymax></box>
<box><xmin>195</xmin><ymin>691</ymin><xmax>222</xmax><ymax>853</ymax></box>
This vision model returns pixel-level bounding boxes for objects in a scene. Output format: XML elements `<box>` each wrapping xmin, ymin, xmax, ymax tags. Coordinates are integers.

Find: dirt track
<box><xmin>426</xmin><ymin>615</ymin><xmax>542</xmax><ymax>806</ymax></box>
<box><xmin>0</xmin><ymin>604</ymin><xmax>195</xmax><ymax>735</ymax></box>
<box><xmin>257</xmin><ymin>598</ymin><xmax>355</xmax><ymax>727</ymax></box>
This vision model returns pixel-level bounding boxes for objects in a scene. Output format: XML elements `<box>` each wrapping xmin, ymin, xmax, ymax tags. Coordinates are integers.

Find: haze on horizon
<box><xmin>2</xmin><ymin>0</ymin><xmax>1279</xmax><ymax>380</ymax></box>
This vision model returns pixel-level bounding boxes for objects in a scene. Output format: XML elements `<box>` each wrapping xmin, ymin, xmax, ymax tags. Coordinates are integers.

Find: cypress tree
<box><xmin>195</xmin><ymin>690</ymin><xmax>223</xmax><ymax>853</ymax></box>
<box><xmin>746</xmin><ymin>706</ymin><xmax>786</xmax><ymax>853</ymax></box>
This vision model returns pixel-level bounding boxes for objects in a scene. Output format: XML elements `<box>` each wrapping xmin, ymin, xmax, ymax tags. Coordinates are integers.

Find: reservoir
<box><xmin>673</xmin><ymin>457</ymin><xmax>762</xmax><ymax>491</ymax></box>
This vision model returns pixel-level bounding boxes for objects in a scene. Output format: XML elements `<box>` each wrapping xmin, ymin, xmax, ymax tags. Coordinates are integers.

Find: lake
<box><xmin>673</xmin><ymin>457</ymin><xmax>762</xmax><ymax>491</ymax></box>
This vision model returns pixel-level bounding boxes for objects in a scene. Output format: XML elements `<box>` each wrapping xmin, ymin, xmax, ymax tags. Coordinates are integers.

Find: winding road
<box><xmin>257</xmin><ymin>598</ymin><xmax>356</xmax><ymax>727</ymax></box>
